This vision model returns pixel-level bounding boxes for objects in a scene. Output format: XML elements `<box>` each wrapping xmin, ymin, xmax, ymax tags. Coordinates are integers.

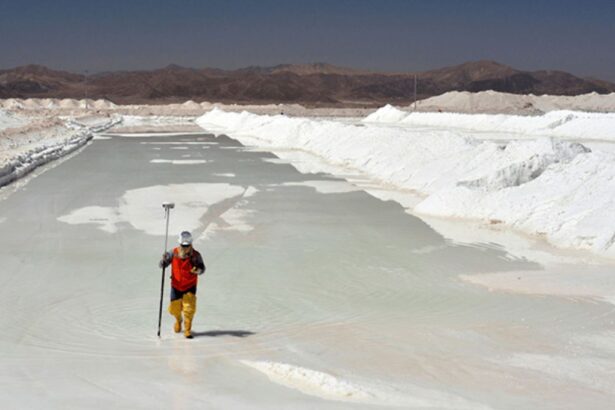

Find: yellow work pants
<box><xmin>168</xmin><ymin>292</ymin><xmax>196</xmax><ymax>334</ymax></box>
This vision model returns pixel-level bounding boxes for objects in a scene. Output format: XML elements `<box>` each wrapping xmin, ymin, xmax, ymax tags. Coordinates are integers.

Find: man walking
<box><xmin>159</xmin><ymin>231</ymin><xmax>205</xmax><ymax>339</ymax></box>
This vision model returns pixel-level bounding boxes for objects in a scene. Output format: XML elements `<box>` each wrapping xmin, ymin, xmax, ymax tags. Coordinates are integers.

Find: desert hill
<box><xmin>1</xmin><ymin>60</ymin><xmax>613</xmax><ymax>105</ymax></box>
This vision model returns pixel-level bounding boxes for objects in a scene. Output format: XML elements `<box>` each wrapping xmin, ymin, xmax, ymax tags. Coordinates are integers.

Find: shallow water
<box><xmin>0</xmin><ymin>133</ymin><xmax>613</xmax><ymax>409</ymax></box>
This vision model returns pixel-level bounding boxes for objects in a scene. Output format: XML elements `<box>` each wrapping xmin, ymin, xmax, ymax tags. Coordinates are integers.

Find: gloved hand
<box><xmin>159</xmin><ymin>251</ymin><xmax>172</xmax><ymax>268</ymax></box>
<box><xmin>190</xmin><ymin>267</ymin><xmax>204</xmax><ymax>275</ymax></box>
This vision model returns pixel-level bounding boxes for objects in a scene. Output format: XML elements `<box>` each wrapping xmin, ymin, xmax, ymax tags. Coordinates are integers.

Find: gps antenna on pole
<box><xmin>157</xmin><ymin>202</ymin><xmax>175</xmax><ymax>338</ymax></box>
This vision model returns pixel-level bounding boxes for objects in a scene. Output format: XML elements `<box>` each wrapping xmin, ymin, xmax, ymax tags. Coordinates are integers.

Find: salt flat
<box><xmin>0</xmin><ymin>131</ymin><xmax>614</xmax><ymax>409</ymax></box>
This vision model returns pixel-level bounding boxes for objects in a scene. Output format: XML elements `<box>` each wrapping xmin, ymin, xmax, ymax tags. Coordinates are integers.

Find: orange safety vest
<box><xmin>170</xmin><ymin>247</ymin><xmax>199</xmax><ymax>291</ymax></box>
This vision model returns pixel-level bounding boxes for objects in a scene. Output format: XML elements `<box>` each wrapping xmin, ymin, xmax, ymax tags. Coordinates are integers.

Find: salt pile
<box><xmin>0</xmin><ymin>98</ymin><xmax>118</xmax><ymax>111</ymax></box>
<box><xmin>120</xmin><ymin>115</ymin><xmax>195</xmax><ymax>127</ymax></box>
<box><xmin>1</xmin><ymin>99</ymin><xmax>25</xmax><ymax>110</ymax></box>
<box><xmin>197</xmin><ymin>108</ymin><xmax>615</xmax><ymax>258</ymax></box>
<box><xmin>365</xmin><ymin>105</ymin><xmax>615</xmax><ymax>141</ymax></box>
<box><xmin>0</xmin><ymin>117</ymin><xmax>121</xmax><ymax>187</ymax></box>
<box><xmin>58</xmin><ymin>99</ymin><xmax>81</xmax><ymax>109</ymax></box>
<box><xmin>181</xmin><ymin>100</ymin><xmax>202</xmax><ymax>110</ymax></box>
<box><xmin>0</xmin><ymin>109</ymin><xmax>26</xmax><ymax>131</ymax></box>
<box><xmin>416</xmin><ymin>90</ymin><xmax>615</xmax><ymax>114</ymax></box>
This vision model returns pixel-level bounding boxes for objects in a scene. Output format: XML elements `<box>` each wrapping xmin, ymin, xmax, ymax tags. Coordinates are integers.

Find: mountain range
<box><xmin>1</xmin><ymin>60</ymin><xmax>613</xmax><ymax>106</ymax></box>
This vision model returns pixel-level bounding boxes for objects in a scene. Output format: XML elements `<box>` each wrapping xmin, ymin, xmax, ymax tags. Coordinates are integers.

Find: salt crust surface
<box><xmin>241</xmin><ymin>360</ymin><xmax>491</xmax><ymax>408</ymax></box>
<box><xmin>58</xmin><ymin>183</ymin><xmax>246</xmax><ymax>236</ymax></box>
<box><xmin>150</xmin><ymin>159</ymin><xmax>207</xmax><ymax>165</ymax></box>
<box><xmin>281</xmin><ymin>180</ymin><xmax>360</xmax><ymax>194</ymax></box>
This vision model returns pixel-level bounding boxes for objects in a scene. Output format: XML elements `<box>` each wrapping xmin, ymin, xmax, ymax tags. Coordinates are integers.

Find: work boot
<box><xmin>168</xmin><ymin>299</ymin><xmax>183</xmax><ymax>333</ymax></box>
<box><xmin>184</xmin><ymin>319</ymin><xmax>193</xmax><ymax>339</ymax></box>
<box><xmin>182</xmin><ymin>293</ymin><xmax>196</xmax><ymax>339</ymax></box>
<box><xmin>174</xmin><ymin>318</ymin><xmax>182</xmax><ymax>333</ymax></box>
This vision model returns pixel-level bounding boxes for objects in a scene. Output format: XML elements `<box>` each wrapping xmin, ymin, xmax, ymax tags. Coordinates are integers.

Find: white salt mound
<box><xmin>1</xmin><ymin>99</ymin><xmax>25</xmax><ymax>110</ymax></box>
<box><xmin>0</xmin><ymin>98</ymin><xmax>117</xmax><ymax>111</ymax></box>
<box><xmin>416</xmin><ymin>90</ymin><xmax>615</xmax><ymax>114</ymax></box>
<box><xmin>0</xmin><ymin>109</ymin><xmax>26</xmax><ymax>131</ymax></box>
<box><xmin>0</xmin><ymin>116</ymin><xmax>120</xmax><ymax>187</ymax></box>
<box><xmin>362</xmin><ymin>104</ymin><xmax>408</xmax><ymax>123</ymax></box>
<box><xmin>181</xmin><ymin>100</ymin><xmax>202</xmax><ymax>110</ymax></box>
<box><xmin>197</xmin><ymin>108</ymin><xmax>615</xmax><ymax>258</ymax></box>
<box><xmin>364</xmin><ymin>106</ymin><xmax>615</xmax><ymax>141</ymax></box>
<box><xmin>59</xmin><ymin>99</ymin><xmax>80</xmax><ymax>109</ymax></box>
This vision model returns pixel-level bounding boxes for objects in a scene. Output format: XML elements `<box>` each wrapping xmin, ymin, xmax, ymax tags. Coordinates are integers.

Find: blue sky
<box><xmin>1</xmin><ymin>0</ymin><xmax>613</xmax><ymax>80</ymax></box>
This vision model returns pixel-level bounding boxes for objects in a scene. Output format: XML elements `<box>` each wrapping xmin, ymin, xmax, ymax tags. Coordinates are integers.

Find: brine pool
<box><xmin>0</xmin><ymin>132</ymin><xmax>613</xmax><ymax>409</ymax></box>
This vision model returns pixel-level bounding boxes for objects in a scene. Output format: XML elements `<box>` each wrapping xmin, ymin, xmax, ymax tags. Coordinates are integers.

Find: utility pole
<box><xmin>84</xmin><ymin>70</ymin><xmax>89</xmax><ymax>111</ymax></box>
<box><xmin>413</xmin><ymin>74</ymin><xmax>418</xmax><ymax>110</ymax></box>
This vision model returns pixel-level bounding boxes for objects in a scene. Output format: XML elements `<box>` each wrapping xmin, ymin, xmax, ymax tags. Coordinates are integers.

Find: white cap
<box><xmin>178</xmin><ymin>231</ymin><xmax>193</xmax><ymax>246</ymax></box>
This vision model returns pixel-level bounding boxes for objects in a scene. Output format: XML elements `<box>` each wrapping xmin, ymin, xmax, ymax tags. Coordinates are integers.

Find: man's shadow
<box><xmin>191</xmin><ymin>330</ymin><xmax>255</xmax><ymax>338</ymax></box>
